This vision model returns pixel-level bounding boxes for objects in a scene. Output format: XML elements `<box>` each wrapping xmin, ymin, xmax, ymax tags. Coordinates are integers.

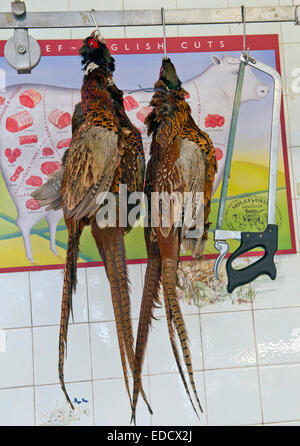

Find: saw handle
<box><xmin>226</xmin><ymin>224</ymin><xmax>278</xmax><ymax>293</ymax></box>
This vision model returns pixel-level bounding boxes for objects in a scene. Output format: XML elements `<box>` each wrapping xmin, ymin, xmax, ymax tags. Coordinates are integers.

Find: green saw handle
<box><xmin>226</xmin><ymin>224</ymin><xmax>278</xmax><ymax>293</ymax></box>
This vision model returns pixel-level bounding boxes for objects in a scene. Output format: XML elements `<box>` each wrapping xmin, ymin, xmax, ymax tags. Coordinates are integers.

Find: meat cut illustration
<box><xmin>19</xmin><ymin>89</ymin><xmax>42</xmax><ymax>109</ymax></box>
<box><xmin>40</xmin><ymin>161</ymin><xmax>61</xmax><ymax>175</ymax></box>
<box><xmin>10</xmin><ymin>166</ymin><xmax>24</xmax><ymax>182</ymax></box>
<box><xmin>13</xmin><ymin>148</ymin><xmax>22</xmax><ymax>159</ymax></box>
<box><xmin>205</xmin><ymin>114</ymin><xmax>225</xmax><ymax>128</ymax></box>
<box><xmin>0</xmin><ymin>55</ymin><xmax>269</xmax><ymax>262</ymax></box>
<box><xmin>26</xmin><ymin>198</ymin><xmax>40</xmax><ymax>210</ymax></box>
<box><xmin>4</xmin><ymin>147</ymin><xmax>21</xmax><ymax>164</ymax></box>
<box><xmin>6</xmin><ymin>110</ymin><xmax>33</xmax><ymax>133</ymax></box>
<box><xmin>20</xmin><ymin>135</ymin><xmax>38</xmax><ymax>145</ymax></box>
<box><xmin>4</xmin><ymin>148</ymin><xmax>13</xmax><ymax>163</ymax></box>
<box><xmin>57</xmin><ymin>138</ymin><xmax>71</xmax><ymax>149</ymax></box>
<box><xmin>214</xmin><ymin>147</ymin><xmax>224</xmax><ymax>161</ymax></box>
<box><xmin>0</xmin><ymin>84</ymin><xmax>80</xmax><ymax>262</ymax></box>
<box><xmin>123</xmin><ymin>95</ymin><xmax>139</xmax><ymax>111</ymax></box>
<box><xmin>48</xmin><ymin>109</ymin><xmax>71</xmax><ymax>129</ymax></box>
<box><xmin>42</xmin><ymin>147</ymin><xmax>54</xmax><ymax>156</ymax></box>
<box><xmin>26</xmin><ymin>175</ymin><xmax>43</xmax><ymax>187</ymax></box>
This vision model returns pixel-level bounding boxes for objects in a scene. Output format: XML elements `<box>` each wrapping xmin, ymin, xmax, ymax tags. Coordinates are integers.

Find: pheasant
<box><xmin>131</xmin><ymin>58</ymin><xmax>217</xmax><ymax>422</ymax></box>
<box><xmin>31</xmin><ymin>33</ymin><xmax>150</xmax><ymax>416</ymax></box>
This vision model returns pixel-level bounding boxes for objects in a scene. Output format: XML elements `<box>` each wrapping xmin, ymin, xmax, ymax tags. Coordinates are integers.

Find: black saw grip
<box><xmin>226</xmin><ymin>224</ymin><xmax>278</xmax><ymax>293</ymax></box>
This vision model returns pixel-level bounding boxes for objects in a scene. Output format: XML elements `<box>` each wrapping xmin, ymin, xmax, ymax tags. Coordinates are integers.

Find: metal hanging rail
<box><xmin>0</xmin><ymin>6</ymin><xmax>300</xmax><ymax>29</ymax></box>
<box><xmin>2</xmin><ymin>3</ymin><xmax>300</xmax><ymax>73</ymax></box>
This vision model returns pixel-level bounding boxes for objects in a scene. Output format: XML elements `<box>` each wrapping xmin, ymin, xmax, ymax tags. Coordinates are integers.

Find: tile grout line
<box><xmin>251</xmin><ymin>300</ymin><xmax>264</xmax><ymax>425</ymax></box>
<box><xmin>5</xmin><ymin>299</ymin><xmax>300</xmax><ymax>331</ymax></box>
<box><xmin>122</xmin><ymin>1</ymin><xmax>126</xmax><ymax>39</ymax></box>
<box><xmin>283</xmin><ymin>93</ymin><xmax>293</xmax><ymax>148</ymax></box>
<box><xmin>287</xmin><ymin>146</ymin><xmax>296</xmax><ymax>200</ymax></box>
<box><xmin>175</xmin><ymin>0</ymin><xmax>179</xmax><ymax>38</ymax></box>
<box><xmin>138</xmin><ymin>263</ymin><xmax>153</xmax><ymax>426</ymax></box>
<box><xmin>293</xmin><ymin>199</ymin><xmax>300</xmax><ymax>253</ymax></box>
<box><xmin>0</xmin><ymin>383</ymin><xmax>38</xmax><ymax>392</ymax></box>
<box><xmin>279</xmin><ymin>28</ymin><xmax>294</xmax><ymax>150</ymax></box>
<box><xmin>147</xmin><ymin>371</ymin><xmax>153</xmax><ymax>427</ymax></box>
<box><xmin>200</xmin><ymin>306</ymin><xmax>252</xmax><ymax>315</ymax></box>
<box><xmin>6</xmin><ymin>302</ymin><xmax>300</xmax><ymax>328</ymax></box>
<box><xmin>3</xmin><ymin>358</ymin><xmax>300</xmax><ymax>391</ymax></box>
<box><xmin>68</xmin><ymin>0</ymin><xmax>71</xmax><ymax>38</ymax></box>
<box><xmin>203</xmin><ymin>303</ymin><xmax>300</xmax><ymax>314</ymax></box>
<box><xmin>0</xmin><ymin>369</ymin><xmax>149</xmax><ymax>391</ymax></box>
<box><xmin>198</xmin><ymin>312</ymin><xmax>209</xmax><ymax>426</ymax></box>
<box><xmin>85</xmin><ymin>267</ymin><xmax>96</xmax><ymax>426</ymax></box>
<box><xmin>279</xmin><ymin>40</ymin><xmax>288</xmax><ymax>96</ymax></box>
<box><xmin>28</xmin><ymin>271</ymin><xmax>37</xmax><ymax>426</ymax></box>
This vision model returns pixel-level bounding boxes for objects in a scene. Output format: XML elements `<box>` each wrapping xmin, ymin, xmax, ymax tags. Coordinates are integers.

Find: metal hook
<box><xmin>241</xmin><ymin>5</ymin><xmax>250</xmax><ymax>60</ymax></box>
<box><xmin>161</xmin><ymin>7</ymin><xmax>167</xmax><ymax>59</ymax></box>
<box><xmin>295</xmin><ymin>5</ymin><xmax>300</xmax><ymax>25</ymax></box>
<box><xmin>241</xmin><ymin>5</ymin><xmax>246</xmax><ymax>53</ymax></box>
<box><xmin>90</xmin><ymin>9</ymin><xmax>103</xmax><ymax>40</ymax></box>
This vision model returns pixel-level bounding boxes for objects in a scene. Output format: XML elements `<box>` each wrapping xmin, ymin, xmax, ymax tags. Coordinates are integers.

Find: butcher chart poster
<box><xmin>0</xmin><ymin>34</ymin><xmax>296</xmax><ymax>272</ymax></box>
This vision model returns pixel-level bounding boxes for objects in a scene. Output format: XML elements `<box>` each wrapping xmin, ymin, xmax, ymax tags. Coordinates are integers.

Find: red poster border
<box><xmin>0</xmin><ymin>34</ymin><xmax>296</xmax><ymax>273</ymax></box>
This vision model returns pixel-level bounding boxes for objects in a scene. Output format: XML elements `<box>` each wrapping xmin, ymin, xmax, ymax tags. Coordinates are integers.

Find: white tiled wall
<box><xmin>1</xmin><ymin>0</ymin><xmax>300</xmax><ymax>426</ymax></box>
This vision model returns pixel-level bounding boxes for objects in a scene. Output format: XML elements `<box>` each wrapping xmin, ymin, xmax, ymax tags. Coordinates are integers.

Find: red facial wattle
<box><xmin>87</xmin><ymin>38</ymin><xmax>100</xmax><ymax>49</ymax></box>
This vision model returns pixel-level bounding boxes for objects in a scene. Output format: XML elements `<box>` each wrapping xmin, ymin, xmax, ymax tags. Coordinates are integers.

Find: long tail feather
<box><xmin>163</xmin><ymin>276</ymin><xmax>200</xmax><ymax>417</ymax></box>
<box><xmin>91</xmin><ymin>224</ymin><xmax>132</xmax><ymax>409</ymax></box>
<box><xmin>91</xmin><ymin>224</ymin><xmax>152</xmax><ymax>419</ymax></box>
<box><xmin>162</xmin><ymin>256</ymin><xmax>202</xmax><ymax>416</ymax></box>
<box><xmin>158</xmin><ymin>232</ymin><xmax>203</xmax><ymax>416</ymax></box>
<box><xmin>58</xmin><ymin>220</ymin><xmax>84</xmax><ymax>409</ymax></box>
<box><xmin>131</xmin><ymin>239</ymin><xmax>161</xmax><ymax>424</ymax></box>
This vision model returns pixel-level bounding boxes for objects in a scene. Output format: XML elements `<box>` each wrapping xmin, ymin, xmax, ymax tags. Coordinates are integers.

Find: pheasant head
<box><xmin>159</xmin><ymin>57</ymin><xmax>182</xmax><ymax>91</ymax></box>
<box><xmin>79</xmin><ymin>31</ymin><xmax>115</xmax><ymax>73</ymax></box>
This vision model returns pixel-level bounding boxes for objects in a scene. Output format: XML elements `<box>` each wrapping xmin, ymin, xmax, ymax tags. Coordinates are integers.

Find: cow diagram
<box><xmin>0</xmin><ymin>55</ymin><xmax>269</xmax><ymax>263</ymax></box>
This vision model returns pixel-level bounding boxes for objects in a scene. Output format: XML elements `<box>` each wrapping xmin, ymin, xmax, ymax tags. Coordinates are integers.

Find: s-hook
<box><xmin>90</xmin><ymin>9</ymin><xmax>103</xmax><ymax>40</ymax></box>
<box><xmin>161</xmin><ymin>7</ymin><xmax>168</xmax><ymax>59</ymax></box>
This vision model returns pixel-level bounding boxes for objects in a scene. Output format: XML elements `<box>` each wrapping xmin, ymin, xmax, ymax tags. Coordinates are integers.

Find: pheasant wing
<box><xmin>62</xmin><ymin>123</ymin><xmax>119</xmax><ymax>221</ymax></box>
<box><xmin>177</xmin><ymin>138</ymin><xmax>206</xmax><ymax>253</ymax></box>
<box><xmin>31</xmin><ymin>167</ymin><xmax>63</xmax><ymax>211</ymax></box>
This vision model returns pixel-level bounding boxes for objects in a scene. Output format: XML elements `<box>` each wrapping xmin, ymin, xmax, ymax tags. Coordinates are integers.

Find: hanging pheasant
<box><xmin>131</xmin><ymin>58</ymin><xmax>217</xmax><ymax>423</ymax></box>
<box><xmin>31</xmin><ymin>32</ymin><xmax>150</xmax><ymax>416</ymax></box>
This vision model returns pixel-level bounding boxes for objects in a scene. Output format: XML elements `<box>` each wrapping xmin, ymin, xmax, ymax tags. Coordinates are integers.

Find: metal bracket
<box><xmin>4</xmin><ymin>28</ymin><xmax>41</xmax><ymax>74</ymax></box>
<box><xmin>4</xmin><ymin>1</ymin><xmax>40</xmax><ymax>74</ymax></box>
<box><xmin>1</xmin><ymin>4</ymin><xmax>299</xmax><ymax>72</ymax></box>
<box><xmin>0</xmin><ymin>6</ymin><xmax>300</xmax><ymax>29</ymax></box>
<box><xmin>295</xmin><ymin>5</ymin><xmax>300</xmax><ymax>24</ymax></box>
<box><xmin>11</xmin><ymin>1</ymin><xmax>26</xmax><ymax>17</ymax></box>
